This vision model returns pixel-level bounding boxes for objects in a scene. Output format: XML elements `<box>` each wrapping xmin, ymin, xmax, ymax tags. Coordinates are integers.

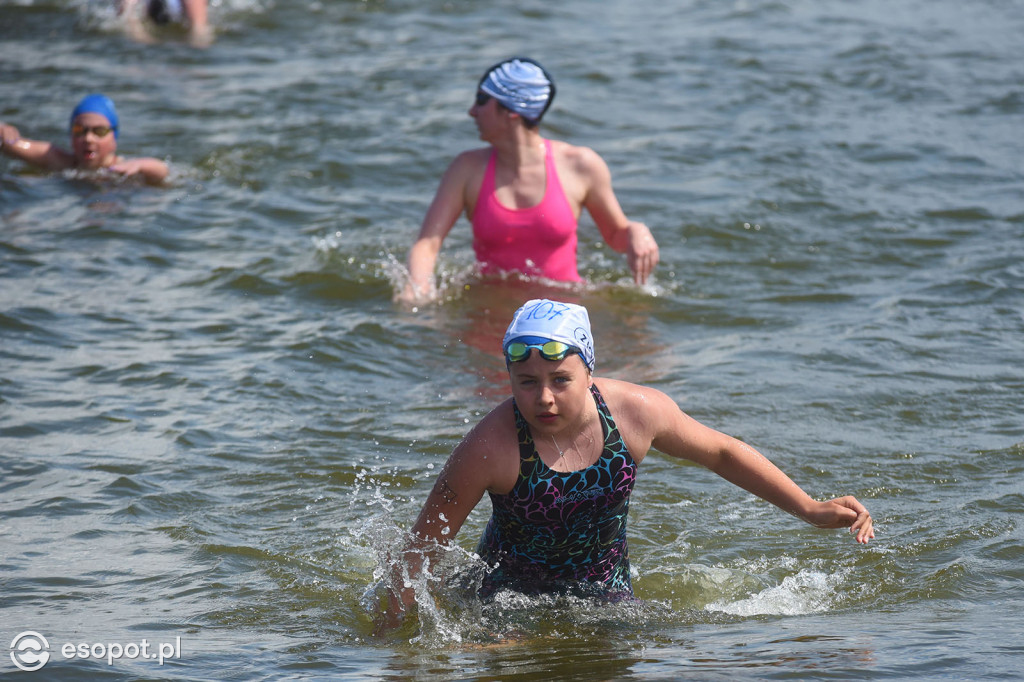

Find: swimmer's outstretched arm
<box><xmin>0</xmin><ymin>122</ymin><xmax>74</xmax><ymax>171</ymax></box>
<box><xmin>618</xmin><ymin>381</ymin><xmax>875</xmax><ymax>543</ymax></box>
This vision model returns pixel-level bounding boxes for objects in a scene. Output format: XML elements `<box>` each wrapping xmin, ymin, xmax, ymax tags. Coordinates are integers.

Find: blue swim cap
<box><xmin>70</xmin><ymin>94</ymin><xmax>119</xmax><ymax>139</ymax></box>
<box><xmin>503</xmin><ymin>299</ymin><xmax>595</xmax><ymax>371</ymax></box>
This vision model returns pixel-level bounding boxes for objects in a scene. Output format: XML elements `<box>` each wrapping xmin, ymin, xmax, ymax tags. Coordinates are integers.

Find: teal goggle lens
<box><xmin>505</xmin><ymin>340</ymin><xmax>576</xmax><ymax>363</ymax></box>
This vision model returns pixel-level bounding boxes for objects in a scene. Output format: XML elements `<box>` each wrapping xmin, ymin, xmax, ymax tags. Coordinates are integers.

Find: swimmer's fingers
<box><xmin>635</xmin><ymin>246</ymin><xmax>659</xmax><ymax>284</ymax></box>
<box><xmin>823</xmin><ymin>495</ymin><xmax>875</xmax><ymax>544</ymax></box>
<box><xmin>1</xmin><ymin>122</ymin><xmax>21</xmax><ymax>147</ymax></box>
<box><xmin>627</xmin><ymin>221</ymin><xmax>660</xmax><ymax>284</ymax></box>
<box><xmin>851</xmin><ymin>511</ymin><xmax>874</xmax><ymax>544</ymax></box>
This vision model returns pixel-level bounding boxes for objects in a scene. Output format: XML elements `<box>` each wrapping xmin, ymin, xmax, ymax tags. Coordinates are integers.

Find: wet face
<box><xmin>508</xmin><ymin>350</ymin><xmax>592</xmax><ymax>437</ymax></box>
<box><xmin>70</xmin><ymin>113</ymin><xmax>117</xmax><ymax>169</ymax></box>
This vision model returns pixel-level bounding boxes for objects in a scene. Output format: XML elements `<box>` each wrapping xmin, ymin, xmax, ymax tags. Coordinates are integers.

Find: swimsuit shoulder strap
<box><xmin>511</xmin><ymin>399</ymin><xmax>537</xmax><ymax>463</ymax></box>
<box><xmin>479</xmin><ymin>149</ymin><xmax>498</xmax><ymax>196</ymax></box>
<box><xmin>590</xmin><ymin>383</ymin><xmax>634</xmax><ymax>466</ymax></box>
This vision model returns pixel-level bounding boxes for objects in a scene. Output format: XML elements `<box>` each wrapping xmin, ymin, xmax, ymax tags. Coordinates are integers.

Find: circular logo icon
<box><xmin>10</xmin><ymin>631</ymin><xmax>50</xmax><ymax>672</ymax></box>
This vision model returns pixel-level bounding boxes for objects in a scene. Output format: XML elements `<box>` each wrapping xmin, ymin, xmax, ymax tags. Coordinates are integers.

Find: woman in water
<box><xmin>1</xmin><ymin>93</ymin><xmax>169</xmax><ymax>184</ymax></box>
<box><xmin>397</xmin><ymin>58</ymin><xmax>660</xmax><ymax>304</ymax></box>
<box><xmin>117</xmin><ymin>0</ymin><xmax>212</xmax><ymax>48</ymax></box>
<box><xmin>380</xmin><ymin>298</ymin><xmax>873</xmax><ymax>626</ymax></box>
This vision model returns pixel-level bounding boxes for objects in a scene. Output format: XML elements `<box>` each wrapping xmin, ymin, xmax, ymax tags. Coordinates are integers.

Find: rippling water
<box><xmin>2</xmin><ymin>0</ymin><xmax>1023</xmax><ymax>679</ymax></box>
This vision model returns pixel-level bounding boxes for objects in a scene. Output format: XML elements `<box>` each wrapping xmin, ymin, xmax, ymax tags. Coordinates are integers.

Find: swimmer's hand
<box><xmin>625</xmin><ymin>220</ymin><xmax>660</xmax><ymax>285</ymax></box>
<box><xmin>0</xmin><ymin>122</ymin><xmax>22</xmax><ymax>151</ymax></box>
<box><xmin>806</xmin><ymin>496</ymin><xmax>875</xmax><ymax>544</ymax></box>
<box><xmin>108</xmin><ymin>159</ymin><xmax>145</xmax><ymax>176</ymax></box>
<box><xmin>109</xmin><ymin>158</ymin><xmax>169</xmax><ymax>184</ymax></box>
<box><xmin>395</xmin><ymin>278</ymin><xmax>438</xmax><ymax>308</ymax></box>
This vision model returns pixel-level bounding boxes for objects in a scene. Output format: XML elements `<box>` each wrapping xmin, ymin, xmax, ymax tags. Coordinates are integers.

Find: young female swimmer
<box><xmin>379</xmin><ymin>298</ymin><xmax>873</xmax><ymax>628</ymax></box>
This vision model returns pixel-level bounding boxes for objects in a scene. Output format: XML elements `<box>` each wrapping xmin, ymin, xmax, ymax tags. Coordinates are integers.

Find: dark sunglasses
<box><xmin>505</xmin><ymin>340</ymin><xmax>578</xmax><ymax>364</ymax></box>
<box><xmin>71</xmin><ymin>125</ymin><xmax>113</xmax><ymax>138</ymax></box>
<box><xmin>474</xmin><ymin>91</ymin><xmax>492</xmax><ymax>107</ymax></box>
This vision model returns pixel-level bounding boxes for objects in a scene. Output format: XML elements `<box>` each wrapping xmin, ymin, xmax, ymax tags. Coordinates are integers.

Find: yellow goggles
<box><xmin>505</xmin><ymin>339</ymin><xmax>577</xmax><ymax>364</ymax></box>
<box><xmin>71</xmin><ymin>124</ymin><xmax>113</xmax><ymax>138</ymax></box>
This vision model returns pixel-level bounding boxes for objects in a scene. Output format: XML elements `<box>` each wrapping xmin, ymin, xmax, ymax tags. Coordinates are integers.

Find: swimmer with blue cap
<box><xmin>397</xmin><ymin>57</ymin><xmax>661</xmax><ymax>306</ymax></box>
<box><xmin>1</xmin><ymin>94</ymin><xmax>168</xmax><ymax>184</ymax></box>
<box><xmin>377</xmin><ymin>298</ymin><xmax>875</xmax><ymax>630</ymax></box>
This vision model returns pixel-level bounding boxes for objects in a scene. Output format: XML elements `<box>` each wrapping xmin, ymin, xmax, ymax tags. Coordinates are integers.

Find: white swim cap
<box><xmin>503</xmin><ymin>299</ymin><xmax>595</xmax><ymax>371</ymax></box>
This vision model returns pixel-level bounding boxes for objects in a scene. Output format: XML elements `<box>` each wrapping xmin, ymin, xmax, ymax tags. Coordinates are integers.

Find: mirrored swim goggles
<box><xmin>504</xmin><ymin>336</ymin><xmax>581</xmax><ymax>365</ymax></box>
<box><xmin>71</xmin><ymin>124</ymin><xmax>113</xmax><ymax>138</ymax></box>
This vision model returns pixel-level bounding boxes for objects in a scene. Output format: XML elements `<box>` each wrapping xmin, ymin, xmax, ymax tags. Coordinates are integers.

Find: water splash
<box><xmin>313</xmin><ymin>231</ymin><xmax>675</xmax><ymax>308</ymax></box>
<box><xmin>358</xmin><ymin>515</ymin><xmax>493</xmax><ymax>645</ymax></box>
<box><xmin>706</xmin><ymin>567</ymin><xmax>852</xmax><ymax>617</ymax></box>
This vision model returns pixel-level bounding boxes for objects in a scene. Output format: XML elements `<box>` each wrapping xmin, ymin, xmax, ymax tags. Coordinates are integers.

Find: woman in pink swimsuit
<box><xmin>398</xmin><ymin>57</ymin><xmax>661</xmax><ymax>304</ymax></box>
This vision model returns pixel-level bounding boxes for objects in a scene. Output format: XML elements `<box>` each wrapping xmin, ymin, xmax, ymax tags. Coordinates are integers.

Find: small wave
<box><xmin>707</xmin><ymin>567</ymin><xmax>850</xmax><ymax>617</ymax></box>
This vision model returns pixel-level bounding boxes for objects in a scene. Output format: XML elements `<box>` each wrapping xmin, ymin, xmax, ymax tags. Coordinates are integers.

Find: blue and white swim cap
<box><xmin>70</xmin><ymin>94</ymin><xmax>119</xmax><ymax>139</ymax></box>
<box><xmin>503</xmin><ymin>299</ymin><xmax>595</xmax><ymax>371</ymax></box>
<box><xmin>478</xmin><ymin>57</ymin><xmax>555</xmax><ymax>124</ymax></box>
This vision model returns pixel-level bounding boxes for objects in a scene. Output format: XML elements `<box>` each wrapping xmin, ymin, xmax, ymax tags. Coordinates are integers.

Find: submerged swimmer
<box><xmin>117</xmin><ymin>0</ymin><xmax>212</xmax><ymax>48</ymax></box>
<box><xmin>397</xmin><ymin>58</ymin><xmax>660</xmax><ymax>305</ymax></box>
<box><xmin>379</xmin><ymin>298</ymin><xmax>874</xmax><ymax>628</ymax></box>
<box><xmin>0</xmin><ymin>94</ymin><xmax>169</xmax><ymax>185</ymax></box>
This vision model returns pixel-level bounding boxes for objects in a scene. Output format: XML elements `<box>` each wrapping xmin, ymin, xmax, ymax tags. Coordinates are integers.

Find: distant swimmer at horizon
<box><xmin>377</xmin><ymin>298</ymin><xmax>874</xmax><ymax>631</ymax></box>
<box><xmin>396</xmin><ymin>57</ymin><xmax>660</xmax><ymax>305</ymax></box>
<box><xmin>117</xmin><ymin>0</ymin><xmax>212</xmax><ymax>48</ymax></box>
<box><xmin>1</xmin><ymin>94</ymin><xmax>169</xmax><ymax>185</ymax></box>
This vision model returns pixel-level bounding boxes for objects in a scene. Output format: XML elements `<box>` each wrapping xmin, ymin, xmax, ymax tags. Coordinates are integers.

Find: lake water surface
<box><xmin>2</xmin><ymin>0</ymin><xmax>1023</xmax><ymax>679</ymax></box>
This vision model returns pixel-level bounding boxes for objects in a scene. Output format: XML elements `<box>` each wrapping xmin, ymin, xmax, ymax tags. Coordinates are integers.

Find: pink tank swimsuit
<box><xmin>471</xmin><ymin>140</ymin><xmax>581</xmax><ymax>282</ymax></box>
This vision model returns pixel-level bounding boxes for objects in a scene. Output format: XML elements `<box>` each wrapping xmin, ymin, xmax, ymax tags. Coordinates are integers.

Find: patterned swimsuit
<box><xmin>476</xmin><ymin>384</ymin><xmax>638</xmax><ymax>598</ymax></box>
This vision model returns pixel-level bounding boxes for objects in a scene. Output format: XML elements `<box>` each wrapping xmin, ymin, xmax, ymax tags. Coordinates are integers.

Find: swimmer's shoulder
<box><xmin>448</xmin><ymin>146</ymin><xmax>491</xmax><ymax>172</ymax></box>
